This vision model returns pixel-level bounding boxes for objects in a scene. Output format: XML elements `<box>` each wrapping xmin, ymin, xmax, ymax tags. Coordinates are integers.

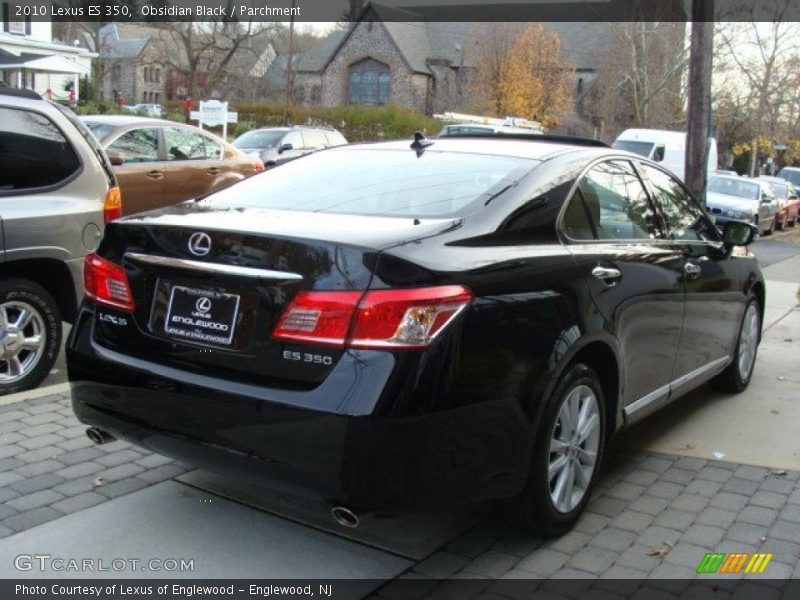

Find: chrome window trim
<box><xmin>624</xmin><ymin>356</ymin><xmax>731</xmax><ymax>418</ymax></box>
<box><xmin>124</xmin><ymin>253</ymin><xmax>304</xmax><ymax>281</ymax></box>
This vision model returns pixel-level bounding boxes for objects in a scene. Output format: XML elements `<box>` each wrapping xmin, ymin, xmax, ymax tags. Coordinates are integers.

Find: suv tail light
<box><xmin>253</xmin><ymin>161</ymin><xmax>265</xmax><ymax>173</ymax></box>
<box><xmin>103</xmin><ymin>186</ymin><xmax>122</xmax><ymax>223</ymax></box>
<box><xmin>84</xmin><ymin>253</ymin><xmax>135</xmax><ymax>311</ymax></box>
<box><xmin>273</xmin><ymin>286</ymin><xmax>472</xmax><ymax>349</ymax></box>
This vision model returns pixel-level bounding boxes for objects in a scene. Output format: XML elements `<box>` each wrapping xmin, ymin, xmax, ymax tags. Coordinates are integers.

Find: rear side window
<box><xmin>109</xmin><ymin>128</ymin><xmax>159</xmax><ymax>163</ymax></box>
<box><xmin>164</xmin><ymin>127</ymin><xmax>206</xmax><ymax>161</ymax></box>
<box><xmin>204</xmin><ymin>149</ymin><xmax>536</xmax><ymax>218</ymax></box>
<box><xmin>304</xmin><ymin>129</ymin><xmax>328</xmax><ymax>149</ymax></box>
<box><xmin>0</xmin><ymin>106</ymin><xmax>80</xmax><ymax>192</ymax></box>
<box><xmin>563</xmin><ymin>160</ymin><xmax>661</xmax><ymax>241</ymax></box>
<box><xmin>324</xmin><ymin>130</ymin><xmax>347</xmax><ymax>146</ymax></box>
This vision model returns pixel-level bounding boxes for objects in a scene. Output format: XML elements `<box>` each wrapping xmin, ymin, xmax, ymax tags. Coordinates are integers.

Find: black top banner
<box><xmin>5</xmin><ymin>0</ymin><xmax>800</xmax><ymax>23</ymax></box>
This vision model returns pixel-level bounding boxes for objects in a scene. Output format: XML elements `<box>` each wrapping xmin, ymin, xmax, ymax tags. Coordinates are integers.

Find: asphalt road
<box><xmin>35</xmin><ymin>234</ymin><xmax>800</xmax><ymax>391</ymax></box>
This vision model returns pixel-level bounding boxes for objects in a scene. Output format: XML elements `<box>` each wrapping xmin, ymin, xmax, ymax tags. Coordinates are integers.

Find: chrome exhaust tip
<box><xmin>331</xmin><ymin>506</ymin><xmax>360</xmax><ymax>529</ymax></box>
<box><xmin>86</xmin><ymin>427</ymin><xmax>115</xmax><ymax>445</ymax></box>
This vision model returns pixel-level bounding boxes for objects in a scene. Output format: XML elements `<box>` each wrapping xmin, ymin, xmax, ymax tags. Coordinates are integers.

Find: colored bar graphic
<box><xmin>697</xmin><ymin>552</ymin><xmax>773</xmax><ymax>574</ymax></box>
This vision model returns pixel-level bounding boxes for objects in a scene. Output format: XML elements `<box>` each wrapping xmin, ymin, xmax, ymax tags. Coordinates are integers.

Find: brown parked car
<box><xmin>81</xmin><ymin>116</ymin><xmax>264</xmax><ymax>216</ymax></box>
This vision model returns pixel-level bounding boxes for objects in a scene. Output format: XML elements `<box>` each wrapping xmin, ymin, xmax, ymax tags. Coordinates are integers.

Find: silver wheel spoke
<box><xmin>6</xmin><ymin>356</ymin><xmax>23</xmax><ymax>377</ymax></box>
<box><xmin>13</xmin><ymin>308</ymin><xmax>33</xmax><ymax>330</ymax></box>
<box><xmin>549</xmin><ymin>454</ymin><xmax>569</xmax><ymax>481</ymax></box>
<box><xmin>0</xmin><ymin>307</ymin><xmax>8</xmax><ymax>331</ymax></box>
<box><xmin>21</xmin><ymin>335</ymin><xmax>42</xmax><ymax>352</ymax></box>
<box><xmin>577</xmin><ymin>413</ymin><xmax>599</xmax><ymax>444</ymax></box>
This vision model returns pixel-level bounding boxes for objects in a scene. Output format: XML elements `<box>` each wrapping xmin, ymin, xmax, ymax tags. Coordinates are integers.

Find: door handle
<box><xmin>146</xmin><ymin>170</ymin><xmax>163</xmax><ymax>179</ymax></box>
<box><xmin>592</xmin><ymin>266</ymin><xmax>622</xmax><ymax>283</ymax></box>
<box><xmin>207</xmin><ymin>168</ymin><xmax>221</xmax><ymax>176</ymax></box>
<box><xmin>684</xmin><ymin>262</ymin><xmax>702</xmax><ymax>277</ymax></box>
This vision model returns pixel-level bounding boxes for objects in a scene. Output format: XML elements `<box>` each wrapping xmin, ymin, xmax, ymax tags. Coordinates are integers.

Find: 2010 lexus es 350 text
<box><xmin>67</xmin><ymin>136</ymin><xmax>764</xmax><ymax>535</ymax></box>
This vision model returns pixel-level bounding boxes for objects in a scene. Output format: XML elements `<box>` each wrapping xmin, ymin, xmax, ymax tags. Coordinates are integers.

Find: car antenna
<box><xmin>410</xmin><ymin>131</ymin><xmax>434</xmax><ymax>157</ymax></box>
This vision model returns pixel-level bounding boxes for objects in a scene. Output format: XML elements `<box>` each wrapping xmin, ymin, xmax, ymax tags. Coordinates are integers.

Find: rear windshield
<box><xmin>777</xmin><ymin>168</ymin><xmax>800</xmax><ymax>186</ymax></box>
<box><xmin>612</xmin><ymin>140</ymin><xmax>654</xmax><ymax>158</ymax></box>
<box><xmin>82</xmin><ymin>121</ymin><xmax>118</xmax><ymax>141</ymax></box>
<box><xmin>708</xmin><ymin>176</ymin><xmax>759</xmax><ymax>200</ymax></box>
<box><xmin>204</xmin><ymin>148</ymin><xmax>536</xmax><ymax>217</ymax></box>
<box><xmin>232</xmin><ymin>130</ymin><xmax>286</xmax><ymax>149</ymax></box>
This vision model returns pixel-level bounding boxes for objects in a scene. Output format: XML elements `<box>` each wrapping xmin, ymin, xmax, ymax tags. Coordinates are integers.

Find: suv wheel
<box><xmin>712</xmin><ymin>295</ymin><xmax>760</xmax><ymax>393</ymax></box>
<box><xmin>506</xmin><ymin>363</ymin><xmax>606</xmax><ymax>536</ymax></box>
<box><xmin>0</xmin><ymin>279</ymin><xmax>61</xmax><ymax>395</ymax></box>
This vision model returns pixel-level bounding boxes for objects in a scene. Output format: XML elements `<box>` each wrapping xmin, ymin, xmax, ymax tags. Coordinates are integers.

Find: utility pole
<box><xmin>685</xmin><ymin>0</ymin><xmax>714</xmax><ymax>205</ymax></box>
<box><xmin>282</xmin><ymin>0</ymin><xmax>296</xmax><ymax>126</ymax></box>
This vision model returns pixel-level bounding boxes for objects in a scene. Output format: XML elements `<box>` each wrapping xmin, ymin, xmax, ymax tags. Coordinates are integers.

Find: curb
<box><xmin>0</xmin><ymin>382</ymin><xmax>71</xmax><ymax>407</ymax></box>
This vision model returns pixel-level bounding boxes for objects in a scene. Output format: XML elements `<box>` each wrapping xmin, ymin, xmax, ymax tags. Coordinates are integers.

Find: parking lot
<box><xmin>0</xmin><ymin>247</ymin><xmax>798</xmax><ymax>593</ymax></box>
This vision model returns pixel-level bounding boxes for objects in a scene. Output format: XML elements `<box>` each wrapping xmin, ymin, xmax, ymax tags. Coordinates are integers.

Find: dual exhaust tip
<box><xmin>85</xmin><ymin>427</ymin><xmax>115</xmax><ymax>445</ymax></box>
<box><xmin>87</xmin><ymin>426</ymin><xmax>362</xmax><ymax>529</ymax></box>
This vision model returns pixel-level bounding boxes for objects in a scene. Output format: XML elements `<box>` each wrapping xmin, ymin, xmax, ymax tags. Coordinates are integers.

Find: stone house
<box><xmin>97</xmin><ymin>24</ymin><xmax>276</xmax><ymax>104</ymax></box>
<box><xmin>273</xmin><ymin>10</ymin><xmax>615</xmax><ymax>127</ymax></box>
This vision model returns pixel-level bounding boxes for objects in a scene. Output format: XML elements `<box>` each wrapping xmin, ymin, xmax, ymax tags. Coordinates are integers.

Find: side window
<box><xmin>202</xmin><ymin>135</ymin><xmax>223</xmax><ymax>160</ymax></box>
<box><xmin>325</xmin><ymin>131</ymin><xmax>347</xmax><ymax>146</ymax></box>
<box><xmin>164</xmin><ymin>127</ymin><xmax>206</xmax><ymax>161</ymax></box>
<box><xmin>641</xmin><ymin>164</ymin><xmax>717</xmax><ymax>242</ymax></box>
<box><xmin>282</xmin><ymin>130</ymin><xmax>303</xmax><ymax>150</ymax></box>
<box><xmin>304</xmin><ymin>129</ymin><xmax>328</xmax><ymax>149</ymax></box>
<box><xmin>564</xmin><ymin>160</ymin><xmax>661</xmax><ymax>241</ymax></box>
<box><xmin>0</xmin><ymin>106</ymin><xmax>80</xmax><ymax>191</ymax></box>
<box><xmin>108</xmin><ymin>127</ymin><xmax>159</xmax><ymax>164</ymax></box>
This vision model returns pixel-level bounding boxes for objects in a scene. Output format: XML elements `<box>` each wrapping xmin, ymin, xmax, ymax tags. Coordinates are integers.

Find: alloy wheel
<box><xmin>548</xmin><ymin>384</ymin><xmax>601</xmax><ymax>513</ymax></box>
<box><xmin>0</xmin><ymin>301</ymin><xmax>46</xmax><ymax>384</ymax></box>
<box><xmin>738</xmin><ymin>302</ymin><xmax>759</xmax><ymax>381</ymax></box>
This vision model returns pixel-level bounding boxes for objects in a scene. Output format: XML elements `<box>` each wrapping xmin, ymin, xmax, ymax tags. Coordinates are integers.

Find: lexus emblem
<box><xmin>196</xmin><ymin>297</ymin><xmax>212</xmax><ymax>313</ymax></box>
<box><xmin>188</xmin><ymin>232</ymin><xmax>211</xmax><ymax>256</ymax></box>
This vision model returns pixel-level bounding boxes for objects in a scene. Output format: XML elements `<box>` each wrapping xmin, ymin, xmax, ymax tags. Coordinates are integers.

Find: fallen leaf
<box><xmin>759</xmin><ymin>536</ymin><xmax>767</xmax><ymax>543</ymax></box>
<box><xmin>647</xmin><ymin>540</ymin><xmax>675</xmax><ymax>558</ymax></box>
<box><xmin>713</xmin><ymin>452</ymin><xmax>726</xmax><ymax>459</ymax></box>
<box><xmin>771</xmin><ymin>469</ymin><xmax>787</xmax><ymax>476</ymax></box>
<box><xmin>91</xmin><ymin>477</ymin><xmax>104</xmax><ymax>488</ymax></box>
<box><xmin>771</xmin><ymin>409</ymin><xmax>780</xmax><ymax>414</ymax></box>
<box><xmin>784</xmin><ymin>338</ymin><xmax>793</xmax><ymax>343</ymax></box>
<box><xmin>777</xmin><ymin>376</ymin><xmax>786</xmax><ymax>381</ymax></box>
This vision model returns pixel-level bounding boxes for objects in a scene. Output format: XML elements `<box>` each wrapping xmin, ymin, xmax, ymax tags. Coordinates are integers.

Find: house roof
<box><xmin>295</xmin><ymin>18</ymin><xmax>609</xmax><ymax>77</ymax></box>
<box><xmin>97</xmin><ymin>24</ymin><xmax>149</xmax><ymax>59</ymax></box>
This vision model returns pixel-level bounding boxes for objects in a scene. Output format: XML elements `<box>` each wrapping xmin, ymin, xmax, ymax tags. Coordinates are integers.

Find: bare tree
<box><xmin>586</xmin><ymin>20</ymin><xmax>688</xmax><ymax>138</ymax></box>
<box><xmin>715</xmin><ymin>6</ymin><xmax>800</xmax><ymax>175</ymax></box>
<box><xmin>155</xmin><ymin>21</ymin><xmax>274</xmax><ymax>100</ymax></box>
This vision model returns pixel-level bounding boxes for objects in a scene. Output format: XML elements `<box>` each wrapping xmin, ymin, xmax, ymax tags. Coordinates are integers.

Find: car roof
<box><xmin>333</xmin><ymin>137</ymin><xmax>603</xmax><ymax>161</ymax></box>
<box><xmin>713</xmin><ymin>174</ymin><xmax>768</xmax><ymax>187</ymax></box>
<box><xmin>0</xmin><ymin>85</ymin><xmax>42</xmax><ymax>100</ymax></box>
<box><xmin>79</xmin><ymin>115</ymin><xmax>173</xmax><ymax>127</ymax></box>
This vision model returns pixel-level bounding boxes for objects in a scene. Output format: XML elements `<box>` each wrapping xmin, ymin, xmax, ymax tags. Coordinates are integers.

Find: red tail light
<box><xmin>273</xmin><ymin>286</ymin><xmax>472</xmax><ymax>349</ymax></box>
<box><xmin>103</xmin><ymin>186</ymin><xmax>122</xmax><ymax>223</ymax></box>
<box><xmin>253</xmin><ymin>161</ymin><xmax>265</xmax><ymax>173</ymax></box>
<box><xmin>84</xmin><ymin>253</ymin><xmax>135</xmax><ymax>311</ymax></box>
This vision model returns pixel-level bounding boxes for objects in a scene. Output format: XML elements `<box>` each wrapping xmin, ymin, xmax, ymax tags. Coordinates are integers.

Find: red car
<box><xmin>758</xmin><ymin>176</ymin><xmax>799</xmax><ymax>229</ymax></box>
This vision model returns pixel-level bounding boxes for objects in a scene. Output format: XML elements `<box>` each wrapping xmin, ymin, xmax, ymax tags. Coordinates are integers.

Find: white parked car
<box><xmin>122</xmin><ymin>103</ymin><xmax>163</xmax><ymax>118</ymax></box>
<box><xmin>706</xmin><ymin>175</ymin><xmax>779</xmax><ymax>236</ymax></box>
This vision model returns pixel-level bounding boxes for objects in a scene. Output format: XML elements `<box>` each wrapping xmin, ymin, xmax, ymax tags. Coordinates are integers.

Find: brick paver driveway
<box><xmin>2</xmin><ymin>389</ymin><xmax>800</xmax><ymax>592</ymax></box>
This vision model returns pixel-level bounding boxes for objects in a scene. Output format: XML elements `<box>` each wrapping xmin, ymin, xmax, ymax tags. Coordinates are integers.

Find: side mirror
<box><xmin>722</xmin><ymin>220</ymin><xmax>757</xmax><ymax>249</ymax></box>
<box><xmin>652</xmin><ymin>145</ymin><xmax>665</xmax><ymax>162</ymax></box>
<box><xmin>278</xmin><ymin>143</ymin><xmax>293</xmax><ymax>154</ymax></box>
<box><xmin>108</xmin><ymin>152</ymin><xmax>124</xmax><ymax>166</ymax></box>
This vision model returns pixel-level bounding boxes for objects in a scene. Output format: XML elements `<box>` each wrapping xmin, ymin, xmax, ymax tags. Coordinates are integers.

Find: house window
<box><xmin>348</xmin><ymin>58</ymin><xmax>390</xmax><ymax>106</ymax></box>
<box><xmin>143</xmin><ymin>67</ymin><xmax>150</xmax><ymax>83</ymax></box>
<box><xmin>155</xmin><ymin>68</ymin><xmax>160</xmax><ymax>84</ymax></box>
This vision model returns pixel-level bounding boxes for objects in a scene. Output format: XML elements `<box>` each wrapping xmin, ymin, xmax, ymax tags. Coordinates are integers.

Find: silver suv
<box><xmin>0</xmin><ymin>85</ymin><xmax>117</xmax><ymax>394</ymax></box>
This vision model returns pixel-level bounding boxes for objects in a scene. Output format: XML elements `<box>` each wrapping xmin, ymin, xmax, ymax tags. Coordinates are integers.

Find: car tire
<box><xmin>711</xmin><ymin>295</ymin><xmax>760</xmax><ymax>394</ymax></box>
<box><xmin>0</xmin><ymin>279</ymin><xmax>61</xmax><ymax>395</ymax></box>
<box><xmin>765</xmin><ymin>218</ymin><xmax>776</xmax><ymax>235</ymax></box>
<box><xmin>505</xmin><ymin>363</ymin><xmax>606</xmax><ymax>537</ymax></box>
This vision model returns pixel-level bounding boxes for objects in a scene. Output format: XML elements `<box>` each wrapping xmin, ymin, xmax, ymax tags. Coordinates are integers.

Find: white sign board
<box><xmin>193</xmin><ymin>100</ymin><xmax>238</xmax><ymax>139</ymax></box>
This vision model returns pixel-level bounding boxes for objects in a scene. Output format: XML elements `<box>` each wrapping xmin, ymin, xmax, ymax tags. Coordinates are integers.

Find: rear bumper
<box><xmin>67</xmin><ymin>310</ymin><xmax>530</xmax><ymax>512</ymax></box>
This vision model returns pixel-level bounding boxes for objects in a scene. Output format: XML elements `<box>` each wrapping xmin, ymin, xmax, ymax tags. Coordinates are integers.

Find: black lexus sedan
<box><xmin>67</xmin><ymin>136</ymin><xmax>764</xmax><ymax>535</ymax></box>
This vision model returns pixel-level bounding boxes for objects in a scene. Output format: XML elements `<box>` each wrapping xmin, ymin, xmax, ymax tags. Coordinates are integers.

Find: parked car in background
<box><xmin>122</xmin><ymin>103</ymin><xmax>163</xmax><ymax>118</ymax></box>
<box><xmin>612</xmin><ymin>128</ymin><xmax>718</xmax><ymax>184</ymax></box>
<box><xmin>716</xmin><ymin>169</ymin><xmax>738</xmax><ymax>176</ymax></box>
<box><xmin>776</xmin><ymin>166</ymin><xmax>800</xmax><ymax>191</ymax></box>
<box><xmin>438</xmin><ymin>123</ymin><xmax>540</xmax><ymax>137</ymax></box>
<box><xmin>757</xmin><ymin>176</ymin><xmax>799</xmax><ymax>229</ymax></box>
<box><xmin>706</xmin><ymin>175</ymin><xmax>778</xmax><ymax>235</ymax></box>
<box><xmin>68</xmin><ymin>136</ymin><xmax>763</xmax><ymax>535</ymax></box>
<box><xmin>0</xmin><ymin>86</ymin><xmax>116</xmax><ymax>394</ymax></box>
<box><xmin>232</xmin><ymin>126</ymin><xmax>347</xmax><ymax>168</ymax></box>
<box><xmin>82</xmin><ymin>116</ymin><xmax>263</xmax><ymax>216</ymax></box>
